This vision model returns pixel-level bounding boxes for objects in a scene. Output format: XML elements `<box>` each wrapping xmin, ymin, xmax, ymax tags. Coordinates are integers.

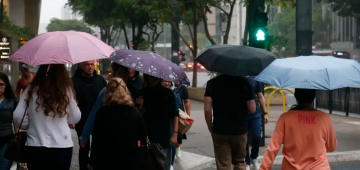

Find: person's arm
<box><xmin>260</xmin><ymin>115</ymin><xmax>285</xmax><ymax>170</ymax></box>
<box><xmin>182</xmin><ymin>86</ymin><xmax>191</xmax><ymax>116</ymax></box>
<box><xmin>204</xmin><ymin>81</ymin><xmax>213</xmax><ymax>133</ymax></box>
<box><xmin>244</xmin><ymin>80</ymin><xmax>256</xmax><ymax>113</ymax></box>
<box><xmin>89</xmin><ymin>109</ymin><xmax>104</xmax><ymax>167</ymax></box>
<box><xmin>13</xmin><ymin>88</ymin><xmax>29</xmax><ymax>130</ymax></box>
<box><xmin>325</xmin><ymin>115</ymin><xmax>337</xmax><ymax>152</ymax></box>
<box><xmin>66</xmin><ymin>89</ymin><xmax>82</xmax><ymax>125</ymax></box>
<box><xmin>79</xmin><ymin>88</ymin><xmax>105</xmax><ymax>144</ymax></box>
<box><xmin>204</xmin><ymin>97</ymin><xmax>213</xmax><ymax>133</ymax></box>
<box><xmin>169</xmin><ymin>90</ymin><xmax>179</xmax><ymax>145</ymax></box>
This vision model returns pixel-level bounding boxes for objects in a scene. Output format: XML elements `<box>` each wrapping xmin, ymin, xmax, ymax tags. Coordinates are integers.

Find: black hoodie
<box><xmin>72</xmin><ymin>68</ymin><xmax>107</xmax><ymax>129</ymax></box>
<box><xmin>127</xmin><ymin>71</ymin><xmax>144</xmax><ymax>91</ymax></box>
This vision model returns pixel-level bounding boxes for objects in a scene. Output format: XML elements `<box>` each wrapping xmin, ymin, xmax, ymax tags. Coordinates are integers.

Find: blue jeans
<box><xmin>0</xmin><ymin>143</ymin><xmax>13</xmax><ymax>170</ymax></box>
<box><xmin>171</xmin><ymin>145</ymin><xmax>176</xmax><ymax>165</ymax></box>
<box><xmin>246</xmin><ymin>117</ymin><xmax>261</xmax><ymax>165</ymax></box>
<box><xmin>163</xmin><ymin>147</ymin><xmax>173</xmax><ymax>170</ymax></box>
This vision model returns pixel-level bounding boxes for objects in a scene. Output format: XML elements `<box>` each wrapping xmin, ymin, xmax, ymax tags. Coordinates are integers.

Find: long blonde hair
<box><xmin>104</xmin><ymin>77</ymin><xmax>134</xmax><ymax>107</ymax></box>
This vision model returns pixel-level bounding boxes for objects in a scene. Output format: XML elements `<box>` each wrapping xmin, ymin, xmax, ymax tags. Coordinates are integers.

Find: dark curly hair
<box><xmin>26</xmin><ymin>64</ymin><xmax>76</xmax><ymax>118</ymax></box>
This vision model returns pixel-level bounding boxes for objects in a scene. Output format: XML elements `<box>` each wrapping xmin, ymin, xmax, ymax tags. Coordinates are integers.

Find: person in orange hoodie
<box><xmin>260</xmin><ymin>88</ymin><xmax>337</xmax><ymax>170</ymax></box>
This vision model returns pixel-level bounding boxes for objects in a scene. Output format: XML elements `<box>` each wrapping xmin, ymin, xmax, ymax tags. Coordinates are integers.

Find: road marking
<box><xmin>343</xmin><ymin>121</ymin><xmax>360</xmax><ymax>125</ymax></box>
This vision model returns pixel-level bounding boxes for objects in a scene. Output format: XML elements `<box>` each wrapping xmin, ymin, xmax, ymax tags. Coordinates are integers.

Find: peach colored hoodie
<box><xmin>260</xmin><ymin>110</ymin><xmax>337</xmax><ymax>170</ymax></box>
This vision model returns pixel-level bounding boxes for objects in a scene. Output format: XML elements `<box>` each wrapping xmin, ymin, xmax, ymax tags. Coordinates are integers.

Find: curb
<box><xmin>257</xmin><ymin>150</ymin><xmax>360</xmax><ymax>165</ymax></box>
<box><xmin>192</xmin><ymin>150</ymin><xmax>360</xmax><ymax>169</ymax></box>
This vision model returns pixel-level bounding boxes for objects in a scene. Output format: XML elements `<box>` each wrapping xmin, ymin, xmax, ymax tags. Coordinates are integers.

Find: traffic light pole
<box><xmin>296</xmin><ymin>0</ymin><xmax>313</xmax><ymax>56</ymax></box>
<box><xmin>248</xmin><ymin>0</ymin><xmax>267</xmax><ymax>147</ymax></box>
<box><xmin>170</xmin><ymin>0</ymin><xmax>180</xmax><ymax>65</ymax></box>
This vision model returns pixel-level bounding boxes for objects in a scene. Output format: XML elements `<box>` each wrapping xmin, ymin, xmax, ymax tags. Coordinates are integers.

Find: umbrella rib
<box><xmin>29</xmin><ymin>34</ymin><xmax>55</xmax><ymax>65</ymax></box>
<box><xmin>76</xmin><ymin>33</ymin><xmax>110</xmax><ymax>61</ymax></box>
<box><xmin>315</xmin><ymin>57</ymin><xmax>331</xmax><ymax>89</ymax></box>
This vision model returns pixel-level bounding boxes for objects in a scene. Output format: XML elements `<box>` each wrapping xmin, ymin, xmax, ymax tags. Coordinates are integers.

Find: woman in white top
<box><xmin>13</xmin><ymin>64</ymin><xmax>81</xmax><ymax>170</ymax></box>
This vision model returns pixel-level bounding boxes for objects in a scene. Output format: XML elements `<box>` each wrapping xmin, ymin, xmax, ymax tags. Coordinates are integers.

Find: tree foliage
<box><xmin>320</xmin><ymin>0</ymin><xmax>360</xmax><ymax>18</ymax></box>
<box><xmin>46</xmin><ymin>18</ymin><xmax>93</xmax><ymax>33</ymax></box>
<box><xmin>268</xmin><ymin>7</ymin><xmax>331</xmax><ymax>57</ymax></box>
<box><xmin>0</xmin><ymin>9</ymin><xmax>35</xmax><ymax>38</ymax></box>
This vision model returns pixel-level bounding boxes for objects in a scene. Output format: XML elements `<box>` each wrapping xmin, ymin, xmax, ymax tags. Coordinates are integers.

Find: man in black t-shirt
<box><xmin>204</xmin><ymin>74</ymin><xmax>256</xmax><ymax>170</ymax></box>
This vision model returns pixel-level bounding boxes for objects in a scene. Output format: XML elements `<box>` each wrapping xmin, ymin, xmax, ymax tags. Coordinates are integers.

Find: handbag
<box><xmin>139</xmin><ymin>136</ymin><xmax>167</xmax><ymax>170</ymax></box>
<box><xmin>4</xmin><ymin>107</ymin><xmax>28</xmax><ymax>163</ymax></box>
<box><xmin>178</xmin><ymin>109</ymin><xmax>194</xmax><ymax>134</ymax></box>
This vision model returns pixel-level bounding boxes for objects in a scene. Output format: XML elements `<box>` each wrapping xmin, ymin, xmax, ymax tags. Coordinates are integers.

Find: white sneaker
<box><xmin>170</xmin><ymin>165</ymin><xmax>174</xmax><ymax>170</ymax></box>
<box><xmin>246</xmin><ymin>165</ymin><xmax>251</xmax><ymax>170</ymax></box>
<box><xmin>251</xmin><ymin>159</ymin><xmax>261</xmax><ymax>170</ymax></box>
<box><xmin>176</xmin><ymin>147</ymin><xmax>181</xmax><ymax>158</ymax></box>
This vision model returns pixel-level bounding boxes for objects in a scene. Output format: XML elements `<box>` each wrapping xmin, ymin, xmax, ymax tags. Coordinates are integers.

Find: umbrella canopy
<box><xmin>108</xmin><ymin>50</ymin><xmax>190</xmax><ymax>85</ymax></box>
<box><xmin>10</xmin><ymin>31</ymin><xmax>115</xmax><ymax>66</ymax></box>
<box><xmin>195</xmin><ymin>44</ymin><xmax>278</xmax><ymax>76</ymax></box>
<box><xmin>255</xmin><ymin>55</ymin><xmax>360</xmax><ymax>90</ymax></box>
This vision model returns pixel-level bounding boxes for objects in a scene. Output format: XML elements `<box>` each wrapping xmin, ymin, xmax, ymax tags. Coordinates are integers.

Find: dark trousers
<box><xmin>26</xmin><ymin>146</ymin><xmax>73</xmax><ymax>170</ymax></box>
<box><xmin>245</xmin><ymin>117</ymin><xmax>261</xmax><ymax>165</ymax></box>
<box><xmin>76</xmin><ymin>128</ymin><xmax>91</xmax><ymax>170</ymax></box>
<box><xmin>212</xmin><ymin>133</ymin><xmax>247</xmax><ymax>170</ymax></box>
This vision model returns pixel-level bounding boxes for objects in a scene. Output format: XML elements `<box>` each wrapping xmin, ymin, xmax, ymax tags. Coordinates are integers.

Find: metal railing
<box><xmin>316</xmin><ymin>87</ymin><xmax>360</xmax><ymax>116</ymax></box>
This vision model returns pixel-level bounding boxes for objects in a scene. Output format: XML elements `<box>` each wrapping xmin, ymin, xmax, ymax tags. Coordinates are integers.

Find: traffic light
<box><xmin>249</xmin><ymin>12</ymin><xmax>268</xmax><ymax>48</ymax></box>
<box><xmin>178</xmin><ymin>50</ymin><xmax>186</xmax><ymax>61</ymax></box>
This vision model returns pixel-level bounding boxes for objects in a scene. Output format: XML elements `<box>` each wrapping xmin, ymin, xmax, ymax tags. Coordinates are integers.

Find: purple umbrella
<box><xmin>109</xmin><ymin>50</ymin><xmax>190</xmax><ymax>85</ymax></box>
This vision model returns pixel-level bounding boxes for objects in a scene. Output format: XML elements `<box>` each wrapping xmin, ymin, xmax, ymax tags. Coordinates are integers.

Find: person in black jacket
<box><xmin>71</xmin><ymin>60</ymin><xmax>107</xmax><ymax>170</ymax></box>
<box><xmin>90</xmin><ymin>77</ymin><xmax>146</xmax><ymax>170</ymax></box>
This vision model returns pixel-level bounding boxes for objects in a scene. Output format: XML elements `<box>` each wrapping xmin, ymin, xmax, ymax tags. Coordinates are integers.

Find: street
<box><xmin>185</xmin><ymin>72</ymin><xmax>297</xmax><ymax>107</ymax></box>
<box><xmin>203</xmin><ymin>161</ymin><xmax>360</xmax><ymax>170</ymax></box>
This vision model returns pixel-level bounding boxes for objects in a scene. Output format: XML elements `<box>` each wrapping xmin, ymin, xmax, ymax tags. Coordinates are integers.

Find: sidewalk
<box><xmin>63</xmin><ymin>100</ymin><xmax>360</xmax><ymax>170</ymax></box>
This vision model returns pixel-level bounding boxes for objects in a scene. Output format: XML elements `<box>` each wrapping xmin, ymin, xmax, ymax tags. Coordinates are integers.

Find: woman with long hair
<box><xmin>89</xmin><ymin>77</ymin><xmax>146</xmax><ymax>170</ymax></box>
<box><xmin>13</xmin><ymin>64</ymin><xmax>81</xmax><ymax>170</ymax></box>
<box><xmin>260</xmin><ymin>88</ymin><xmax>337</xmax><ymax>170</ymax></box>
<box><xmin>0</xmin><ymin>72</ymin><xmax>16</xmax><ymax>170</ymax></box>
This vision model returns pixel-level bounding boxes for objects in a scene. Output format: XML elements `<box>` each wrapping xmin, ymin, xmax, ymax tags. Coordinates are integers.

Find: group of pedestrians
<box><xmin>204</xmin><ymin>74</ymin><xmax>338</xmax><ymax>170</ymax></box>
<box><xmin>0</xmin><ymin>60</ymin><xmax>191</xmax><ymax>170</ymax></box>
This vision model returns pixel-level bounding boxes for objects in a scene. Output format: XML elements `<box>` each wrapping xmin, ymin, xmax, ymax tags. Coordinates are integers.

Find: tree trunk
<box><xmin>223</xmin><ymin>2</ymin><xmax>236</xmax><ymax>44</ymax></box>
<box><xmin>242</xmin><ymin>5</ymin><xmax>250</xmax><ymax>45</ymax></box>
<box><xmin>121</xmin><ymin>21</ymin><xmax>130</xmax><ymax>49</ymax></box>
<box><xmin>200</xmin><ymin>7</ymin><xmax>216</xmax><ymax>45</ymax></box>
<box><xmin>192</xmin><ymin>6</ymin><xmax>198</xmax><ymax>87</ymax></box>
<box><xmin>132</xmin><ymin>22</ymin><xmax>136</xmax><ymax>50</ymax></box>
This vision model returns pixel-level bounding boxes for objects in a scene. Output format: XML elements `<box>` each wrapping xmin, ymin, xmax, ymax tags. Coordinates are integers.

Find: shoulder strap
<box><xmin>18</xmin><ymin>107</ymin><xmax>28</xmax><ymax>133</ymax></box>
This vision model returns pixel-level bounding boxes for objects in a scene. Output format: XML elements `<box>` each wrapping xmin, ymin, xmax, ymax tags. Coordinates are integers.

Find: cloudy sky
<box><xmin>40</xmin><ymin>0</ymin><xmax>67</xmax><ymax>23</ymax></box>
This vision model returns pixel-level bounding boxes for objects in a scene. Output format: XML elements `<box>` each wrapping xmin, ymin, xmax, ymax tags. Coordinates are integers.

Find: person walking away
<box><xmin>204</xmin><ymin>74</ymin><xmax>256</xmax><ymax>170</ymax></box>
<box><xmin>259</xmin><ymin>88</ymin><xmax>337</xmax><ymax>170</ymax></box>
<box><xmin>0</xmin><ymin>73</ymin><xmax>17</xmax><ymax>170</ymax></box>
<box><xmin>79</xmin><ymin>63</ymin><xmax>139</xmax><ymax>150</ymax></box>
<box><xmin>162</xmin><ymin>80</ymin><xmax>182</xmax><ymax>170</ymax></box>
<box><xmin>140</xmin><ymin>75</ymin><xmax>179</xmax><ymax>170</ymax></box>
<box><xmin>89</xmin><ymin>77</ymin><xmax>146</xmax><ymax>170</ymax></box>
<box><xmin>71</xmin><ymin>60</ymin><xmax>107</xmax><ymax>170</ymax></box>
<box><xmin>13</xmin><ymin>64</ymin><xmax>81</xmax><ymax>170</ymax></box>
<box><xmin>173</xmin><ymin>81</ymin><xmax>191</xmax><ymax>158</ymax></box>
<box><xmin>16</xmin><ymin>66</ymin><xmax>35</xmax><ymax>101</ymax></box>
<box><xmin>245</xmin><ymin>76</ymin><xmax>268</xmax><ymax>170</ymax></box>
<box><xmin>128</xmin><ymin>69</ymin><xmax>144</xmax><ymax>90</ymax></box>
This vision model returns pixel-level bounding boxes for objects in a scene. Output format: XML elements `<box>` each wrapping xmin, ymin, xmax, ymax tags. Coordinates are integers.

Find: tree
<box><xmin>0</xmin><ymin>6</ymin><xmax>35</xmax><ymax>39</ymax></box>
<box><xmin>46</xmin><ymin>18</ymin><xmax>93</xmax><ymax>33</ymax></box>
<box><xmin>320</xmin><ymin>0</ymin><xmax>360</xmax><ymax>19</ymax></box>
<box><xmin>268</xmin><ymin>7</ymin><xmax>329</xmax><ymax>57</ymax></box>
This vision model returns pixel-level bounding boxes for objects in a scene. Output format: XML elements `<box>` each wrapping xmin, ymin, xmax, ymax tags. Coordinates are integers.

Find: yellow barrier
<box><xmin>264</xmin><ymin>86</ymin><xmax>295</xmax><ymax>116</ymax></box>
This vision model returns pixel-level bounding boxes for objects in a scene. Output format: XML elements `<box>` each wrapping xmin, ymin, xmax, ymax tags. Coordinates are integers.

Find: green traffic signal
<box><xmin>256</xmin><ymin>29</ymin><xmax>266</xmax><ymax>41</ymax></box>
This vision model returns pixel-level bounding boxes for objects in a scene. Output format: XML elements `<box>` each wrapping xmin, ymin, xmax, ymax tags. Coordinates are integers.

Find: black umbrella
<box><xmin>195</xmin><ymin>44</ymin><xmax>279</xmax><ymax>76</ymax></box>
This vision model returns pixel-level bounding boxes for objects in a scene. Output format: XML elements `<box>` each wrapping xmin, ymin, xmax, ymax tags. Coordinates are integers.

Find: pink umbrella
<box><xmin>10</xmin><ymin>31</ymin><xmax>115</xmax><ymax>66</ymax></box>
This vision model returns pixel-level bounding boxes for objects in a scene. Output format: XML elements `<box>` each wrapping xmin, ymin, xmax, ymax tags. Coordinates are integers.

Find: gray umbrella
<box><xmin>195</xmin><ymin>44</ymin><xmax>279</xmax><ymax>76</ymax></box>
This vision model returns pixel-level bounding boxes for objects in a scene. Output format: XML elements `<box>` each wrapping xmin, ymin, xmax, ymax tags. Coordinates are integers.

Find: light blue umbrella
<box><xmin>255</xmin><ymin>55</ymin><xmax>360</xmax><ymax>90</ymax></box>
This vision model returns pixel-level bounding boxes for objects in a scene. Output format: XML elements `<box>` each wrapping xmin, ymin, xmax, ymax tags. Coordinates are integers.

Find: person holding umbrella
<box><xmin>259</xmin><ymin>89</ymin><xmax>337</xmax><ymax>170</ymax></box>
<box><xmin>13</xmin><ymin>64</ymin><xmax>81</xmax><ymax>169</ymax></box>
<box><xmin>9</xmin><ymin>30</ymin><xmax>116</xmax><ymax>170</ymax></box>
